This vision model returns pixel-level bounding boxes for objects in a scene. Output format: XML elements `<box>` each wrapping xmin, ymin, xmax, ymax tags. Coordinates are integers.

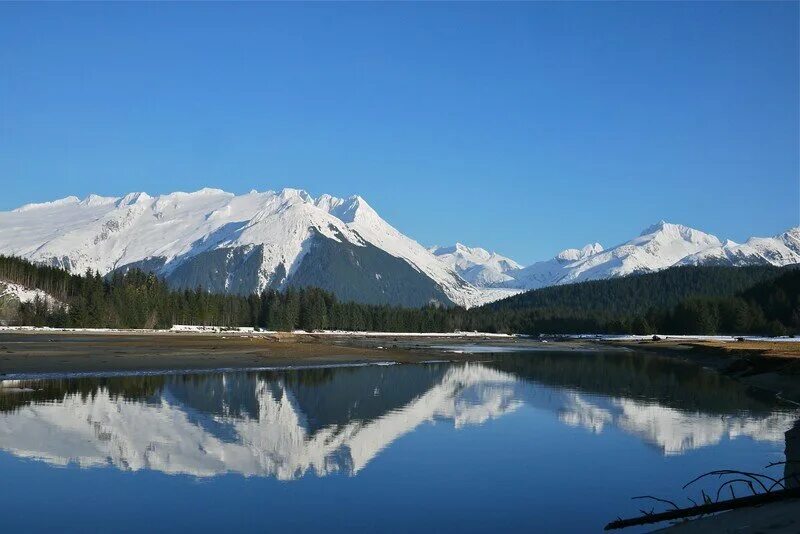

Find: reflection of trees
<box><xmin>0</xmin><ymin>351</ymin><xmax>787</xmax><ymax>421</ymax></box>
<box><xmin>0</xmin><ymin>375</ymin><xmax>165</xmax><ymax>413</ymax></box>
<box><xmin>486</xmin><ymin>351</ymin><xmax>780</xmax><ymax>415</ymax></box>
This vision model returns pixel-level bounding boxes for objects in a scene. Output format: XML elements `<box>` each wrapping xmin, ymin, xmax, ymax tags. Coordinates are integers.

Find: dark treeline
<box><xmin>1</xmin><ymin>255</ymin><xmax>798</xmax><ymax>336</ymax></box>
<box><xmin>476</xmin><ymin>265</ymin><xmax>800</xmax><ymax>336</ymax></box>
<box><xmin>1</xmin><ymin>255</ymin><xmax>460</xmax><ymax>332</ymax></box>
<box><xmin>486</xmin><ymin>265</ymin><xmax>787</xmax><ymax>316</ymax></box>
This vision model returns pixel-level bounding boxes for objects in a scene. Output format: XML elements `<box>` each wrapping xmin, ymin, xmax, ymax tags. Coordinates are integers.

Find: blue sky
<box><xmin>1</xmin><ymin>2</ymin><xmax>797</xmax><ymax>264</ymax></box>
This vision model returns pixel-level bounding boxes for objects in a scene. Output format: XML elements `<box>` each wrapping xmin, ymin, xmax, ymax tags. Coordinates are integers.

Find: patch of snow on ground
<box><xmin>0</xmin><ymin>282</ymin><xmax>57</xmax><ymax>306</ymax></box>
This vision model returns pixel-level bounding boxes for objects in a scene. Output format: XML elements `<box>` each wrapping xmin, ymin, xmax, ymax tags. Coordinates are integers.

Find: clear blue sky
<box><xmin>1</xmin><ymin>2</ymin><xmax>798</xmax><ymax>264</ymax></box>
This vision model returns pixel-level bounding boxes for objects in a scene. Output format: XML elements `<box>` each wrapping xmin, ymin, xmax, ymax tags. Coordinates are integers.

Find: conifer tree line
<box><xmin>0</xmin><ymin>255</ymin><xmax>460</xmax><ymax>331</ymax></box>
<box><xmin>1</xmin><ymin>255</ymin><xmax>797</xmax><ymax>336</ymax></box>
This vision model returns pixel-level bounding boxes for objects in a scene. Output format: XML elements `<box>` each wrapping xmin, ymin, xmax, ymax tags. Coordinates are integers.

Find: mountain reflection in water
<box><xmin>0</xmin><ymin>351</ymin><xmax>797</xmax><ymax>480</ymax></box>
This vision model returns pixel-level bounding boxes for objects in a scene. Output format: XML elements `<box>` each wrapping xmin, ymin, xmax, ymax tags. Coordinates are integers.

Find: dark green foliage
<box><xmin>1</xmin><ymin>254</ymin><xmax>797</xmax><ymax>336</ymax></box>
<box><xmin>486</xmin><ymin>266</ymin><xmax>787</xmax><ymax>316</ymax></box>
<box><xmin>469</xmin><ymin>266</ymin><xmax>799</xmax><ymax>336</ymax></box>
<box><xmin>0</xmin><ymin>255</ymin><xmax>459</xmax><ymax>332</ymax></box>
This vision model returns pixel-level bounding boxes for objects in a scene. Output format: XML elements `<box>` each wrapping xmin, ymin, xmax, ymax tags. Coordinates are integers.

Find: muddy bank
<box><xmin>0</xmin><ymin>331</ymin><xmax>450</xmax><ymax>377</ymax></box>
<box><xmin>0</xmin><ymin>330</ymin><xmax>607</xmax><ymax>377</ymax></box>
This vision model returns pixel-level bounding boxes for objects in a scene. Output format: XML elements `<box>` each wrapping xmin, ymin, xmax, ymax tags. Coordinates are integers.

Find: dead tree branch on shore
<box><xmin>605</xmin><ymin>488</ymin><xmax>800</xmax><ymax>530</ymax></box>
<box><xmin>605</xmin><ymin>464</ymin><xmax>800</xmax><ymax>531</ymax></box>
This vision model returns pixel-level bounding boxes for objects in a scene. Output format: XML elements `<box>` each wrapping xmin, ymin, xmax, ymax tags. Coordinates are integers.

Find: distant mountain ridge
<box><xmin>0</xmin><ymin>188</ymin><xmax>797</xmax><ymax>307</ymax></box>
<box><xmin>435</xmin><ymin>221</ymin><xmax>799</xmax><ymax>294</ymax></box>
<box><xmin>429</xmin><ymin>243</ymin><xmax>522</xmax><ymax>286</ymax></box>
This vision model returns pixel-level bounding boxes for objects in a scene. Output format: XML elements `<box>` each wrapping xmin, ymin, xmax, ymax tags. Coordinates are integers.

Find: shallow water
<box><xmin>1</xmin><ymin>350</ymin><xmax>797</xmax><ymax>532</ymax></box>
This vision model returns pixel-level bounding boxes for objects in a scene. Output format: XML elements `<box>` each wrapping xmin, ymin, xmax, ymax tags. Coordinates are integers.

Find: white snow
<box><xmin>0</xmin><ymin>325</ymin><xmax>515</xmax><ymax>338</ymax></box>
<box><xmin>0</xmin><ymin>282</ymin><xmax>57</xmax><ymax>306</ymax></box>
<box><xmin>2</xmin><ymin>187</ymin><xmax>797</xmax><ymax>308</ymax></box>
<box><xmin>451</xmin><ymin>221</ymin><xmax>798</xmax><ymax>293</ymax></box>
<box><xmin>0</xmin><ymin>188</ymin><xmax>485</xmax><ymax>307</ymax></box>
<box><xmin>430</xmin><ymin>243</ymin><xmax>522</xmax><ymax>286</ymax></box>
<box><xmin>679</xmin><ymin>227</ymin><xmax>800</xmax><ymax>267</ymax></box>
<box><xmin>550</xmin><ymin>221</ymin><xmax>722</xmax><ymax>284</ymax></box>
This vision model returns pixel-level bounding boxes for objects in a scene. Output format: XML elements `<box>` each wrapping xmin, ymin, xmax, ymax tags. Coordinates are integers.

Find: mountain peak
<box><xmin>556</xmin><ymin>242</ymin><xmax>604</xmax><ymax>262</ymax></box>
<box><xmin>116</xmin><ymin>192</ymin><xmax>152</xmax><ymax>207</ymax></box>
<box><xmin>81</xmin><ymin>194</ymin><xmax>117</xmax><ymax>207</ymax></box>
<box><xmin>12</xmin><ymin>195</ymin><xmax>80</xmax><ymax>212</ymax></box>
<box><xmin>582</xmin><ymin>242</ymin><xmax>604</xmax><ymax>256</ymax></box>
<box><xmin>277</xmin><ymin>188</ymin><xmax>313</xmax><ymax>203</ymax></box>
<box><xmin>318</xmin><ymin>194</ymin><xmax>377</xmax><ymax>224</ymax></box>
<box><xmin>638</xmin><ymin>221</ymin><xmax>721</xmax><ymax>247</ymax></box>
<box><xmin>640</xmin><ymin>220</ymin><xmax>679</xmax><ymax>236</ymax></box>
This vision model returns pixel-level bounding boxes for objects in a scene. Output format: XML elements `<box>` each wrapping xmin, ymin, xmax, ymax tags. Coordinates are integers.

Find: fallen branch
<box><xmin>604</xmin><ymin>487</ymin><xmax>800</xmax><ymax>530</ymax></box>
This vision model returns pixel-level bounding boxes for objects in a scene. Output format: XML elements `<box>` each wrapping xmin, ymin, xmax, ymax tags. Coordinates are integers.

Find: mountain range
<box><xmin>0</xmin><ymin>188</ymin><xmax>797</xmax><ymax>307</ymax></box>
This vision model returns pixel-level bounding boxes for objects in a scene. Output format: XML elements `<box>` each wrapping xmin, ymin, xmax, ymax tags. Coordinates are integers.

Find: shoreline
<box><xmin>2</xmin><ymin>329</ymin><xmax>799</xmax><ymax>390</ymax></box>
<box><xmin>0</xmin><ymin>330</ymin><xmax>463</xmax><ymax>378</ymax></box>
<box><xmin>0</xmin><ymin>329</ymin><xmax>559</xmax><ymax>378</ymax></box>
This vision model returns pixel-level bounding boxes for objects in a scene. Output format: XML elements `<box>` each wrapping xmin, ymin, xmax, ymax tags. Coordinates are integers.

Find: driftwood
<box><xmin>604</xmin><ymin>487</ymin><xmax>800</xmax><ymax>530</ymax></box>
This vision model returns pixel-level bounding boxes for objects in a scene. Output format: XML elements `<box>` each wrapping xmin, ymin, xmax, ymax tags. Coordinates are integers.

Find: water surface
<box><xmin>1</xmin><ymin>350</ymin><xmax>797</xmax><ymax>532</ymax></box>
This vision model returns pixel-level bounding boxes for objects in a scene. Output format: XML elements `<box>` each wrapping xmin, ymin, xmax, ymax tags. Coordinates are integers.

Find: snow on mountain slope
<box><xmin>555</xmin><ymin>221</ymin><xmax>723</xmax><ymax>284</ymax></box>
<box><xmin>3</xmin><ymin>188</ymin><xmax>796</xmax><ymax>307</ymax></box>
<box><xmin>314</xmin><ymin>195</ymin><xmax>481</xmax><ymax>306</ymax></box>
<box><xmin>4</xmin><ymin>188</ymin><xmax>359</xmax><ymax>280</ymax></box>
<box><xmin>462</xmin><ymin>221</ymin><xmax>774</xmax><ymax>293</ymax></box>
<box><xmin>430</xmin><ymin>243</ymin><xmax>522</xmax><ymax>286</ymax></box>
<box><xmin>678</xmin><ymin>227</ymin><xmax>800</xmax><ymax>267</ymax></box>
<box><xmin>453</xmin><ymin>222</ymin><xmax>798</xmax><ymax>295</ymax></box>
<box><xmin>508</xmin><ymin>242</ymin><xmax>605</xmax><ymax>290</ymax></box>
<box><xmin>0</xmin><ymin>189</ymin><xmax>482</xmax><ymax>307</ymax></box>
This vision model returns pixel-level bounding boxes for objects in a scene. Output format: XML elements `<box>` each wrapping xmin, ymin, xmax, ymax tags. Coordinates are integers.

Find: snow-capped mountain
<box><xmin>0</xmin><ymin>189</ymin><xmax>482</xmax><ymax>307</ymax></box>
<box><xmin>1</xmin><ymin>188</ymin><xmax>797</xmax><ymax>307</ymax></box>
<box><xmin>428</xmin><ymin>222</ymin><xmax>734</xmax><ymax>293</ymax></box>
<box><xmin>547</xmin><ymin>221</ymin><xmax>723</xmax><ymax>285</ymax></box>
<box><xmin>429</xmin><ymin>243</ymin><xmax>522</xmax><ymax>286</ymax></box>
<box><xmin>443</xmin><ymin>222</ymin><xmax>799</xmax><ymax>294</ymax></box>
<box><xmin>507</xmin><ymin>242</ymin><xmax>605</xmax><ymax>290</ymax></box>
<box><xmin>679</xmin><ymin>227</ymin><xmax>800</xmax><ymax>267</ymax></box>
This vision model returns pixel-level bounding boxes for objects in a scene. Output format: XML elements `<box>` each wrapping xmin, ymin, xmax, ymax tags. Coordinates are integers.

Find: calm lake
<box><xmin>1</xmin><ymin>350</ymin><xmax>797</xmax><ymax>532</ymax></box>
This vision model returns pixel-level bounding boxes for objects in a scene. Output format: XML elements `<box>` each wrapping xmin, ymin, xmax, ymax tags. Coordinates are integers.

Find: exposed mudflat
<box><xmin>0</xmin><ymin>331</ymin><xmax>430</xmax><ymax>377</ymax></box>
<box><xmin>0</xmin><ymin>330</ymin><xmax>606</xmax><ymax>377</ymax></box>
